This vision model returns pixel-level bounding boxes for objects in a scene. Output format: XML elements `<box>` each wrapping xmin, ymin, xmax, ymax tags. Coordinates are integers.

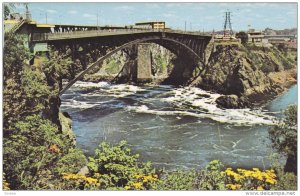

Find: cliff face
<box><xmin>195</xmin><ymin>44</ymin><xmax>296</xmax><ymax>105</ymax></box>
<box><xmin>83</xmin><ymin>44</ymin><xmax>176</xmax><ymax>83</ymax></box>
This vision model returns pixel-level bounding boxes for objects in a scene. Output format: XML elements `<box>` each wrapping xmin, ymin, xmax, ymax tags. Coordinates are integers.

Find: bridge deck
<box><xmin>32</xmin><ymin>29</ymin><xmax>211</xmax><ymax>42</ymax></box>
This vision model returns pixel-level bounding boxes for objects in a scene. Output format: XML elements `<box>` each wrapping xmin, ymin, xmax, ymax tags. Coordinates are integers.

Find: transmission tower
<box><xmin>223</xmin><ymin>11</ymin><xmax>233</xmax><ymax>37</ymax></box>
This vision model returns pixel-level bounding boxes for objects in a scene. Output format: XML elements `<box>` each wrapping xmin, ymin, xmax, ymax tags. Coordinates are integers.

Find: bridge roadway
<box><xmin>32</xmin><ymin>28</ymin><xmax>210</xmax><ymax>42</ymax></box>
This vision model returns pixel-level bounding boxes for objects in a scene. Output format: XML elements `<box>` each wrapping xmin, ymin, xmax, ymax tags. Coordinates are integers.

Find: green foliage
<box><xmin>21</xmin><ymin>67</ymin><xmax>52</xmax><ymax>111</ymax></box>
<box><xmin>42</xmin><ymin>50</ymin><xmax>73</xmax><ymax>89</ymax></box>
<box><xmin>198</xmin><ymin>160</ymin><xmax>226</xmax><ymax>190</ymax></box>
<box><xmin>3</xmin><ymin>34</ymin><xmax>51</xmax><ymax>129</ymax></box>
<box><xmin>272</xmin><ymin>168</ymin><xmax>297</xmax><ymax>190</ymax></box>
<box><xmin>3</xmin><ymin>34</ymin><xmax>87</xmax><ymax>190</ymax></box>
<box><xmin>149</xmin><ymin>160</ymin><xmax>226</xmax><ymax>191</ymax></box>
<box><xmin>4</xmin><ymin>115</ymin><xmax>71</xmax><ymax>189</ymax></box>
<box><xmin>157</xmin><ymin>170</ymin><xmax>198</xmax><ymax>190</ymax></box>
<box><xmin>56</xmin><ymin>149</ymin><xmax>87</xmax><ymax>175</ymax></box>
<box><xmin>244</xmin><ymin>44</ymin><xmax>294</xmax><ymax>73</ymax></box>
<box><xmin>4</xmin><ymin>4</ymin><xmax>10</xmax><ymax>19</ymax></box>
<box><xmin>105</xmin><ymin>59</ymin><xmax>122</xmax><ymax>74</ymax></box>
<box><xmin>235</xmin><ymin>31</ymin><xmax>248</xmax><ymax>45</ymax></box>
<box><xmin>3</xmin><ymin>33</ymin><xmax>29</xmax><ymax>81</ymax></box>
<box><xmin>155</xmin><ymin>55</ymin><xmax>168</xmax><ymax>74</ymax></box>
<box><xmin>3</xmin><ymin>114</ymin><xmax>86</xmax><ymax>190</ymax></box>
<box><xmin>86</xmin><ymin>140</ymin><xmax>157</xmax><ymax>190</ymax></box>
<box><xmin>268</xmin><ymin>105</ymin><xmax>297</xmax><ymax>174</ymax></box>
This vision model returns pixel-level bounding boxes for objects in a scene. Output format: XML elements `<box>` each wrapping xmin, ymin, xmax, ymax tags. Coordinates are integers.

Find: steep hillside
<box><xmin>195</xmin><ymin>44</ymin><xmax>296</xmax><ymax>107</ymax></box>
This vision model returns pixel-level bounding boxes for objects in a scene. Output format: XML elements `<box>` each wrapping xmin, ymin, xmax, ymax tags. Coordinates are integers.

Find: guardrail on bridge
<box><xmin>31</xmin><ymin>29</ymin><xmax>209</xmax><ymax>41</ymax></box>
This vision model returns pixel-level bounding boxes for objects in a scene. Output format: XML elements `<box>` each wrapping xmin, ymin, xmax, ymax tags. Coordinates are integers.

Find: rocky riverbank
<box><xmin>194</xmin><ymin>44</ymin><xmax>297</xmax><ymax>108</ymax></box>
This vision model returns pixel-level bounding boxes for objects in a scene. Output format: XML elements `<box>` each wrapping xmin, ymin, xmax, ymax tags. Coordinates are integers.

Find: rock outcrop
<box><xmin>195</xmin><ymin>44</ymin><xmax>295</xmax><ymax>106</ymax></box>
<box><xmin>216</xmin><ymin>95</ymin><xmax>250</xmax><ymax>109</ymax></box>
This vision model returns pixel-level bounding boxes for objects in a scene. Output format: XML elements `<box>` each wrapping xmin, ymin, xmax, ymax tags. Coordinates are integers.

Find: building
<box><xmin>135</xmin><ymin>21</ymin><xmax>165</xmax><ymax>29</ymax></box>
<box><xmin>264</xmin><ymin>35</ymin><xmax>295</xmax><ymax>43</ymax></box>
<box><xmin>248</xmin><ymin>30</ymin><xmax>264</xmax><ymax>43</ymax></box>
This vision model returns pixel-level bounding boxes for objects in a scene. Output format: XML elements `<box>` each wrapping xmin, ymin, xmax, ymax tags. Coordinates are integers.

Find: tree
<box><xmin>42</xmin><ymin>49</ymin><xmax>72</xmax><ymax>90</ymax></box>
<box><xmin>3</xmin><ymin>33</ymin><xmax>52</xmax><ymax>130</ymax></box>
<box><xmin>3</xmin><ymin>115</ymin><xmax>85</xmax><ymax>189</ymax></box>
<box><xmin>268</xmin><ymin>105</ymin><xmax>297</xmax><ymax>174</ymax></box>
<box><xmin>3</xmin><ymin>27</ymin><xmax>87</xmax><ymax>191</ymax></box>
<box><xmin>235</xmin><ymin>31</ymin><xmax>248</xmax><ymax>45</ymax></box>
<box><xmin>4</xmin><ymin>5</ymin><xmax>10</xmax><ymax>19</ymax></box>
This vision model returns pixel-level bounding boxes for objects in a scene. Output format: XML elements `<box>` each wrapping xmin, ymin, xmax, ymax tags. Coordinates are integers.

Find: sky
<box><xmin>12</xmin><ymin>2</ymin><xmax>297</xmax><ymax>31</ymax></box>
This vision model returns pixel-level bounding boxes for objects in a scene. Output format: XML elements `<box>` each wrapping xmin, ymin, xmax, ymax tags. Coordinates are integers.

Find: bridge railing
<box><xmin>31</xmin><ymin>28</ymin><xmax>209</xmax><ymax>41</ymax></box>
<box><xmin>32</xmin><ymin>28</ymin><xmax>157</xmax><ymax>41</ymax></box>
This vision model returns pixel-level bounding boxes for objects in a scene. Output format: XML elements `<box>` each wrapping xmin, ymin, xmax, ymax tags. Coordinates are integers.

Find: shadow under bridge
<box><xmin>53</xmin><ymin>32</ymin><xmax>212</xmax><ymax>95</ymax></box>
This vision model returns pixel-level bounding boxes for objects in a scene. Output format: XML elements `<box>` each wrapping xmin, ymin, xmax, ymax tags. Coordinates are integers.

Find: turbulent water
<box><xmin>60</xmin><ymin>82</ymin><xmax>297</xmax><ymax>170</ymax></box>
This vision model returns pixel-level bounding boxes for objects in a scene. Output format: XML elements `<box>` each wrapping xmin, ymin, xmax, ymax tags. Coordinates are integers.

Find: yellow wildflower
<box><xmin>226</xmin><ymin>183</ymin><xmax>241</xmax><ymax>190</ymax></box>
<box><xmin>133</xmin><ymin>182</ymin><xmax>143</xmax><ymax>189</ymax></box>
<box><xmin>253</xmin><ymin>168</ymin><xmax>260</xmax><ymax>172</ymax></box>
<box><xmin>86</xmin><ymin>177</ymin><xmax>98</xmax><ymax>184</ymax></box>
<box><xmin>257</xmin><ymin>186</ymin><xmax>264</xmax><ymax>191</ymax></box>
<box><xmin>266</xmin><ymin>178</ymin><xmax>276</xmax><ymax>185</ymax></box>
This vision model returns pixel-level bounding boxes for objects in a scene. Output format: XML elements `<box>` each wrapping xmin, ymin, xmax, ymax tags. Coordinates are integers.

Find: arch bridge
<box><xmin>31</xmin><ymin>29</ymin><xmax>212</xmax><ymax>95</ymax></box>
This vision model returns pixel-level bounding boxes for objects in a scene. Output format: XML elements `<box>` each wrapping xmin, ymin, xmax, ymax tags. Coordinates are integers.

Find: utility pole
<box><xmin>184</xmin><ymin>21</ymin><xmax>186</xmax><ymax>32</ymax></box>
<box><xmin>45</xmin><ymin>12</ymin><xmax>47</xmax><ymax>24</ymax></box>
<box><xmin>190</xmin><ymin>22</ymin><xmax>192</xmax><ymax>31</ymax></box>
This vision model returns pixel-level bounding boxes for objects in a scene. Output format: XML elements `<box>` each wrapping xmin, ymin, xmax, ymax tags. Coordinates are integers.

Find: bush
<box><xmin>56</xmin><ymin>149</ymin><xmax>87</xmax><ymax>175</ymax></box>
<box><xmin>62</xmin><ymin>140</ymin><xmax>161</xmax><ymax>190</ymax></box>
<box><xmin>273</xmin><ymin>168</ymin><xmax>297</xmax><ymax>190</ymax></box>
<box><xmin>3</xmin><ymin>115</ymin><xmax>80</xmax><ymax>190</ymax></box>
<box><xmin>235</xmin><ymin>31</ymin><xmax>248</xmax><ymax>45</ymax></box>
<box><xmin>198</xmin><ymin>160</ymin><xmax>226</xmax><ymax>190</ymax></box>
<box><xmin>268</xmin><ymin>105</ymin><xmax>297</xmax><ymax>174</ymax></box>
<box><xmin>157</xmin><ymin>170</ymin><xmax>198</xmax><ymax>190</ymax></box>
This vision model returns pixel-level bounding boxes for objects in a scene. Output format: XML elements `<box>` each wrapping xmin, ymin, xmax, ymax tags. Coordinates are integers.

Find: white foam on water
<box><xmin>106</xmin><ymin>84</ymin><xmax>145</xmax><ymax>97</ymax></box>
<box><xmin>71</xmin><ymin>81</ymin><xmax>147</xmax><ymax>98</ymax></box>
<box><xmin>73</xmin><ymin>81</ymin><xmax>111</xmax><ymax>88</ymax></box>
<box><xmin>127</xmin><ymin>87</ymin><xmax>276</xmax><ymax>126</ymax></box>
<box><xmin>62</xmin><ymin>99</ymin><xmax>100</xmax><ymax>109</ymax></box>
<box><xmin>64</xmin><ymin>83</ymin><xmax>276</xmax><ymax>126</ymax></box>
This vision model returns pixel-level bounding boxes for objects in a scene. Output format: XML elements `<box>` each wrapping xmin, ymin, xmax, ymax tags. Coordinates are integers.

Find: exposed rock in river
<box><xmin>216</xmin><ymin>95</ymin><xmax>251</xmax><ymax>109</ymax></box>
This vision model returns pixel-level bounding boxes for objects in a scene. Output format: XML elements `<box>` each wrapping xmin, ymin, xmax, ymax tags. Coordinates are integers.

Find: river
<box><xmin>60</xmin><ymin>82</ymin><xmax>297</xmax><ymax>170</ymax></box>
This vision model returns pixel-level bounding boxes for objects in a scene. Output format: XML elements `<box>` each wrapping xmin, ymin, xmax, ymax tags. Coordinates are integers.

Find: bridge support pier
<box><xmin>137</xmin><ymin>43</ymin><xmax>152</xmax><ymax>83</ymax></box>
